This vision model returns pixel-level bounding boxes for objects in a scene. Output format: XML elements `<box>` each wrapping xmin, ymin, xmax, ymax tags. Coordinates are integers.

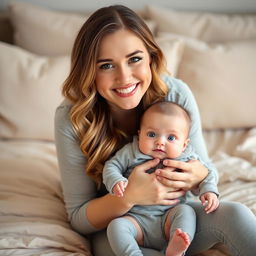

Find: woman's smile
<box><xmin>114</xmin><ymin>82</ymin><xmax>139</xmax><ymax>97</ymax></box>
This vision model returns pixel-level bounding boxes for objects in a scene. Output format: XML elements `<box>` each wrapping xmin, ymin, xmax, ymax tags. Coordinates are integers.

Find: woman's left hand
<box><xmin>155</xmin><ymin>159</ymin><xmax>208</xmax><ymax>191</ymax></box>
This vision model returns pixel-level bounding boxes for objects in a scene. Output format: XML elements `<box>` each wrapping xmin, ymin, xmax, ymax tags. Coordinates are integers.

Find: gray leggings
<box><xmin>92</xmin><ymin>201</ymin><xmax>256</xmax><ymax>256</ymax></box>
<box><xmin>107</xmin><ymin>204</ymin><xmax>196</xmax><ymax>255</ymax></box>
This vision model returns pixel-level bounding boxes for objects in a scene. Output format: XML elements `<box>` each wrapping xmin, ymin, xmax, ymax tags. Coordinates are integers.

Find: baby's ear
<box><xmin>183</xmin><ymin>138</ymin><xmax>190</xmax><ymax>151</ymax></box>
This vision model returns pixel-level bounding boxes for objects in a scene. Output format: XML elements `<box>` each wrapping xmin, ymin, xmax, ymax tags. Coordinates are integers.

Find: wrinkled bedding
<box><xmin>0</xmin><ymin>128</ymin><xmax>255</xmax><ymax>256</ymax></box>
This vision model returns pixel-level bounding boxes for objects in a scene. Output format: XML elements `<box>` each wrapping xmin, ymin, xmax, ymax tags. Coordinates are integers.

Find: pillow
<box><xmin>166</xmin><ymin>34</ymin><xmax>256</xmax><ymax>129</ymax></box>
<box><xmin>0</xmin><ymin>42</ymin><xmax>70</xmax><ymax>140</ymax></box>
<box><xmin>156</xmin><ymin>37</ymin><xmax>184</xmax><ymax>77</ymax></box>
<box><xmin>145</xmin><ymin>5</ymin><xmax>256</xmax><ymax>42</ymax></box>
<box><xmin>8</xmin><ymin>1</ymin><xmax>157</xmax><ymax>56</ymax></box>
<box><xmin>8</xmin><ymin>1</ymin><xmax>87</xmax><ymax>56</ymax></box>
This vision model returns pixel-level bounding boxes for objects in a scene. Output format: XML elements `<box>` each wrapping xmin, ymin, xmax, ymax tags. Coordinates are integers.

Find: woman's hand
<box><xmin>123</xmin><ymin>158</ymin><xmax>185</xmax><ymax>207</ymax></box>
<box><xmin>155</xmin><ymin>159</ymin><xmax>208</xmax><ymax>191</ymax></box>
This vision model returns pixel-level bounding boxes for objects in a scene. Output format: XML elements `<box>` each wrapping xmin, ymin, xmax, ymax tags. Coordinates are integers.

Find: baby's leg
<box><xmin>164</xmin><ymin>204</ymin><xmax>196</xmax><ymax>256</ymax></box>
<box><xmin>107</xmin><ymin>216</ymin><xmax>143</xmax><ymax>256</ymax></box>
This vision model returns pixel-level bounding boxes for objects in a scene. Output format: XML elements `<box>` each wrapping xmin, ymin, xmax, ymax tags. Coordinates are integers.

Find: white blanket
<box><xmin>0</xmin><ymin>128</ymin><xmax>255</xmax><ymax>255</ymax></box>
<box><xmin>0</xmin><ymin>140</ymin><xmax>92</xmax><ymax>256</ymax></box>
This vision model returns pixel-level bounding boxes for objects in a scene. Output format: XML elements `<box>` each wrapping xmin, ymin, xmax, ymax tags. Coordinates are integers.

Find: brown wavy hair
<box><xmin>62</xmin><ymin>5</ymin><xmax>169</xmax><ymax>186</ymax></box>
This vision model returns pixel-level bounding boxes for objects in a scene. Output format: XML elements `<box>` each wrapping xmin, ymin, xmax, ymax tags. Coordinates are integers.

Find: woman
<box><xmin>54</xmin><ymin>5</ymin><xmax>256</xmax><ymax>256</ymax></box>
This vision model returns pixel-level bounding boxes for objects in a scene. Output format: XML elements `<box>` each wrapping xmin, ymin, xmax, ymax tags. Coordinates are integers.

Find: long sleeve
<box><xmin>102</xmin><ymin>143</ymin><xmax>131</xmax><ymax>194</ymax></box>
<box><xmin>54</xmin><ymin>100</ymin><xmax>99</xmax><ymax>235</ymax></box>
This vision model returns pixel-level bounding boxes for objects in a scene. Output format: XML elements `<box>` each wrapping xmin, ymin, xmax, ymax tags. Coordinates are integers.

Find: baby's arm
<box><xmin>200</xmin><ymin>192</ymin><xmax>219</xmax><ymax>214</ymax></box>
<box><xmin>112</xmin><ymin>180</ymin><xmax>128</xmax><ymax>197</ymax></box>
<box><xmin>103</xmin><ymin>142</ymin><xmax>132</xmax><ymax>194</ymax></box>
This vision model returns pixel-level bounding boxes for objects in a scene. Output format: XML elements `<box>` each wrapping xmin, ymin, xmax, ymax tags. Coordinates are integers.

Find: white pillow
<box><xmin>8</xmin><ymin>1</ymin><xmax>157</xmax><ymax>56</ymax></box>
<box><xmin>145</xmin><ymin>5</ymin><xmax>256</xmax><ymax>42</ymax></box>
<box><xmin>0</xmin><ymin>42</ymin><xmax>70</xmax><ymax>140</ymax></box>
<box><xmin>167</xmin><ymin>34</ymin><xmax>256</xmax><ymax>129</ymax></box>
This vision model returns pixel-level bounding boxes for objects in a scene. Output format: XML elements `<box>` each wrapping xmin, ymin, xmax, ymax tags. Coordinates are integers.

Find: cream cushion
<box><xmin>145</xmin><ymin>5</ymin><xmax>256</xmax><ymax>42</ymax></box>
<box><xmin>165</xmin><ymin>34</ymin><xmax>256</xmax><ymax>129</ymax></box>
<box><xmin>156</xmin><ymin>37</ymin><xmax>184</xmax><ymax>77</ymax></box>
<box><xmin>8</xmin><ymin>1</ymin><xmax>157</xmax><ymax>56</ymax></box>
<box><xmin>0</xmin><ymin>42</ymin><xmax>70</xmax><ymax>140</ymax></box>
<box><xmin>9</xmin><ymin>1</ymin><xmax>87</xmax><ymax>56</ymax></box>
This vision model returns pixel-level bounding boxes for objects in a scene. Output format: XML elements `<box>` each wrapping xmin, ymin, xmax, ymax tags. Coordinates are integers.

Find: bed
<box><xmin>0</xmin><ymin>1</ymin><xmax>255</xmax><ymax>255</ymax></box>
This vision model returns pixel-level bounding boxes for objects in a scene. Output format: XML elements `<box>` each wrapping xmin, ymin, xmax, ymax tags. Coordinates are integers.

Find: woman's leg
<box><xmin>186</xmin><ymin>201</ymin><xmax>256</xmax><ymax>256</ymax></box>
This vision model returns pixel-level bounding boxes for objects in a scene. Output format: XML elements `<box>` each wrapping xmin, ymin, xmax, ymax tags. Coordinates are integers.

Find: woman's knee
<box><xmin>218</xmin><ymin>201</ymin><xmax>253</xmax><ymax>219</ymax></box>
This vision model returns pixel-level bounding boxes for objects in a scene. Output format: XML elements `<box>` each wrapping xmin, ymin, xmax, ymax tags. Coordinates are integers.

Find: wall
<box><xmin>1</xmin><ymin>0</ymin><xmax>256</xmax><ymax>13</ymax></box>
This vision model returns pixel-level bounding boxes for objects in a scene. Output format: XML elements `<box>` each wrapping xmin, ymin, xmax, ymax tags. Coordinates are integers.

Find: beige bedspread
<box><xmin>0</xmin><ymin>127</ymin><xmax>255</xmax><ymax>255</ymax></box>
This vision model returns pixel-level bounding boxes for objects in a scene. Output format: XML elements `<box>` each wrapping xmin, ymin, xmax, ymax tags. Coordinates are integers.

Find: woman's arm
<box><xmin>87</xmin><ymin>158</ymin><xmax>185</xmax><ymax>229</ymax></box>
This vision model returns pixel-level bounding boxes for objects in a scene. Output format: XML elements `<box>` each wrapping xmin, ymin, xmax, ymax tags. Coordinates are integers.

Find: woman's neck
<box><xmin>110</xmin><ymin>105</ymin><xmax>141</xmax><ymax>136</ymax></box>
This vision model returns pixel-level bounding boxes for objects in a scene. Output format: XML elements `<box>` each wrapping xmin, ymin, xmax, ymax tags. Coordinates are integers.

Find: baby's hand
<box><xmin>112</xmin><ymin>181</ymin><xmax>128</xmax><ymax>197</ymax></box>
<box><xmin>200</xmin><ymin>192</ymin><xmax>219</xmax><ymax>214</ymax></box>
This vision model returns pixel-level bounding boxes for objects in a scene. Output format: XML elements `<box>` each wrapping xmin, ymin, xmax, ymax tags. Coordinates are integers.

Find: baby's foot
<box><xmin>165</xmin><ymin>228</ymin><xmax>190</xmax><ymax>256</ymax></box>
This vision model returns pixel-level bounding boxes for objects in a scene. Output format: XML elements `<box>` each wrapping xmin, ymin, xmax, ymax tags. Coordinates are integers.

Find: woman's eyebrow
<box><xmin>126</xmin><ymin>50</ymin><xmax>143</xmax><ymax>58</ymax></box>
<box><xmin>97</xmin><ymin>50</ymin><xmax>143</xmax><ymax>63</ymax></box>
<box><xmin>97</xmin><ymin>58</ymin><xmax>112</xmax><ymax>63</ymax></box>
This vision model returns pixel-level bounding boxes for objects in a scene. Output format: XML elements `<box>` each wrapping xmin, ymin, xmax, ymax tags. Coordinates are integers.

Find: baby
<box><xmin>103</xmin><ymin>101</ymin><xmax>219</xmax><ymax>256</ymax></box>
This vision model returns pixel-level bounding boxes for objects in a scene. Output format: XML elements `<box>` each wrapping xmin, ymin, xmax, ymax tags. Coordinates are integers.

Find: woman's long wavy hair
<box><xmin>62</xmin><ymin>5</ymin><xmax>169</xmax><ymax>186</ymax></box>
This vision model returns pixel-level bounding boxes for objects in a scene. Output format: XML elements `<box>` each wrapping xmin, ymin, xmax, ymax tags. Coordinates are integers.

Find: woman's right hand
<box><xmin>123</xmin><ymin>158</ymin><xmax>185</xmax><ymax>207</ymax></box>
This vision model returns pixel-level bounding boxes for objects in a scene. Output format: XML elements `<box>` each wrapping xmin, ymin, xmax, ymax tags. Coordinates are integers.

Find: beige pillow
<box><xmin>0</xmin><ymin>42</ymin><xmax>70</xmax><ymax>140</ymax></box>
<box><xmin>173</xmin><ymin>36</ymin><xmax>256</xmax><ymax>129</ymax></box>
<box><xmin>156</xmin><ymin>37</ymin><xmax>184</xmax><ymax>77</ymax></box>
<box><xmin>145</xmin><ymin>5</ymin><xmax>256</xmax><ymax>42</ymax></box>
<box><xmin>9</xmin><ymin>1</ymin><xmax>87</xmax><ymax>56</ymax></box>
<box><xmin>8</xmin><ymin>1</ymin><xmax>157</xmax><ymax>56</ymax></box>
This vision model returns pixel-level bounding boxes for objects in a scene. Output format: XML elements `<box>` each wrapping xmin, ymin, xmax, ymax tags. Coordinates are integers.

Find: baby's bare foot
<box><xmin>166</xmin><ymin>228</ymin><xmax>190</xmax><ymax>256</ymax></box>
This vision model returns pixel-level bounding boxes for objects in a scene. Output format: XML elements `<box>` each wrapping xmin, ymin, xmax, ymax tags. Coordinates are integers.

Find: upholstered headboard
<box><xmin>1</xmin><ymin>0</ymin><xmax>256</xmax><ymax>13</ymax></box>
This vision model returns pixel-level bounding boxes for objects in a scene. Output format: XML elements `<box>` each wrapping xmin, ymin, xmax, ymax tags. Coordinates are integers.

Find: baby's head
<box><xmin>138</xmin><ymin>101</ymin><xmax>191</xmax><ymax>159</ymax></box>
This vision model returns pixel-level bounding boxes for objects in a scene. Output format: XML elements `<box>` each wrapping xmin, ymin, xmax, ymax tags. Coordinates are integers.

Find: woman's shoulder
<box><xmin>161</xmin><ymin>75</ymin><xmax>196</xmax><ymax>109</ymax></box>
<box><xmin>54</xmin><ymin>99</ymin><xmax>76</xmax><ymax>138</ymax></box>
<box><xmin>162</xmin><ymin>75</ymin><xmax>193</xmax><ymax>99</ymax></box>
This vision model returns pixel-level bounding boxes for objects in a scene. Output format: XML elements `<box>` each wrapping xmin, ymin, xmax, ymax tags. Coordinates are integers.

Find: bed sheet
<box><xmin>0</xmin><ymin>140</ymin><xmax>92</xmax><ymax>256</ymax></box>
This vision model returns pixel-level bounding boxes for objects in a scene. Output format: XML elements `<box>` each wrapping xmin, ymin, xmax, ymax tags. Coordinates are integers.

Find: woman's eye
<box><xmin>168</xmin><ymin>135</ymin><xmax>176</xmax><ymax>141</ymax></box>
<box><xmin>129</xmin><ymin>56</ymin><xmax>142</xmax><ymax>64</ymax></box>
<box><xmin>99</xmin><ymin>63</ymin><xmax>114</xmax><ymax>70</ymax></box>
<box><xmin>147</xmin><ymin>132</ymin><xmax>156</xmax><ymax>138</ymax></box>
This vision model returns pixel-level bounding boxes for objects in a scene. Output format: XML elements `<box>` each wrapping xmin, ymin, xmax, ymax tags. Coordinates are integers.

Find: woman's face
<box><xmin>95</xmin><ymin>29</ymin><xmax>152</xmax><ymax>110</ymax></box>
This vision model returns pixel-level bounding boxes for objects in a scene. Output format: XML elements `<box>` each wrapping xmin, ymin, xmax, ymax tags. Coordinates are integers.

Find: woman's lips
<box><xmin>114</xmin><ymin>83</ymin><xmax>139</xmax><ymax>97</ymax></box>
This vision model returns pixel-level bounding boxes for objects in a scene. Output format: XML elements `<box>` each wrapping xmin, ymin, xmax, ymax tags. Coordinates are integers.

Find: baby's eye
<box><xmin>99</xmin><ymin>63</ymin><xmax>114</xmax><ymax>70</ymax></box>
<box><xmin>168</xmin><ymin>135</ymin><xmax>176</xmax><ymax>141</ymax></box>
<box><xmin>129</xmin><ymin>56</ymin><xmax>142</xmax><ymax>64</ymax></box>
<box><xmin>147</xmin><ymin>131</ymin><xmax>156</xmax><ymax>138</ymax></box>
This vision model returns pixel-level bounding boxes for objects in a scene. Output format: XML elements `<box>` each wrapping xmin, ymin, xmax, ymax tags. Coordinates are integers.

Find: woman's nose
<box><xmin>115</xmin><ymin>64</ymin><xmax>132</xmax><ymax>84</ymax></box>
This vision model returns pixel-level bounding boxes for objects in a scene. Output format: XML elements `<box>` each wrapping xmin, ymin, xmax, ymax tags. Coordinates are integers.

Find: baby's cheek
<box><xmin>166</xmin><ymin>144</ymin><xmax>183</xmax><ymax>158</ymax></box>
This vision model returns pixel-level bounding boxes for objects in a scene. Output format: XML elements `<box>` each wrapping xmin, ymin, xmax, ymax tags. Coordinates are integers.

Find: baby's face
<box><xmin>138</xmin><ymin>111</ymin><xmax>189</xmax><ymax>159</ymax></box>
